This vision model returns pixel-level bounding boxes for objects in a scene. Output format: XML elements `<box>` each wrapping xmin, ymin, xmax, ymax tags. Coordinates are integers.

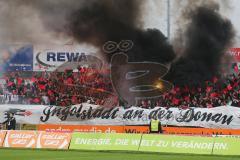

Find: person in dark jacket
<box><xmin>2</xmin><ymin>113</ymin><xmax>16</xmax><ymax>130</ymax></box>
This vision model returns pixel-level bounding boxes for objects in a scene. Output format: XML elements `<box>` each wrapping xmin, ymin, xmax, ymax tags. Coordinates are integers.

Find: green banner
<box><xmin>212</xmin><ymin>136</ymin><xmax>240</xmax><ymax>155</ymax></box>
<box><xmin>69</xmin><ymin>133</ymin><xmax>142</xmax><ymax>151</ymax></box>
<box><xmin>139</xmin><ymin>134</ymin><xmax>214</xmax><ymax>154</ymax></box>
<box><xmin>69</xmin><ymin>133</ymin><xmax>240</xmax><ymax>155</ymax></box>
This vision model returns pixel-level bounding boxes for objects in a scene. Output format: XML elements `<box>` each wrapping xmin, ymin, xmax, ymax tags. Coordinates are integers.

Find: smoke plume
<box><xmin>167</xmin><ymin>5</ymin><xmax>235</xmax><ymax>87</ymax></box>
<box><xmin>65</xmin><ymin>0</ymin><xmax>176</xmax><ymax>63</ymax></box>
<box><xmin>0</xmin><ymin>0</ymin><xmax>235</xmax><ymax>87</ymax></box>
<box><xmin>7</xmin><ymin>0</ymin><xmax>175</xmax><ymax>64</ymax></box>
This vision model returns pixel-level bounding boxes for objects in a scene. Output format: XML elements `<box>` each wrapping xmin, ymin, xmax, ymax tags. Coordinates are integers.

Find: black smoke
<box><xmin>11</xmin><ymin>0</ymin><xmax>175</xmax><ymax>63</ymax></box>
<box><xmin>68</xmin><ymin>0</ymin><xmax>175</xmax><ymax>63</ymax></box>
<box><xmin>34</xmin><ymin>0</ymin><xmax>233</xmax><ymax>86</ymax></box>
<box><xmin>167</xmin><ymin>6</ymin><xmax>234</xmax><ymax>87</ymax></box>
<box><xmin>2</xmin><ymin>0</ymin><xmax>235</xmax><ymax>87</ymax></box>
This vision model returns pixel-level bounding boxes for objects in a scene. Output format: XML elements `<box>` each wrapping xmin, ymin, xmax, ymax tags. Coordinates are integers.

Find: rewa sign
<box><xmin>33</xmin><ymin>45</ymin><xmax>102</xmax><ymax>71</ymax></box>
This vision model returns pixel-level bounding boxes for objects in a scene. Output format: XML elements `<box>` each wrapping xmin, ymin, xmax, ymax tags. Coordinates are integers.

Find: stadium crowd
<box><xmin>0</xmin><ymin>67</ymin><xmax>240</xmax><ymax>108</ymax></box>
<box><xmin>140</xmin><ymin>73</ymin><xmax>240</xmax><ymax>109</ymax></box>
<box><xmin>0</xmin><ymin>67</ymin><xmax>115</xmax><ymax>106</ymax></box>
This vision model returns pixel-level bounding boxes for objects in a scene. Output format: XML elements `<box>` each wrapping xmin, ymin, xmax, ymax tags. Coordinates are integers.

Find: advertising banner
<box><xmin>70</xmin><ymin>133</ymin><xmax>142</xmax><ymax>151</ymax></box>
<box><xmin>38</xmin><ymin>124</ymin><xmax>124</xmax><ymax>133</ymax></box>
<box><xmin>164</xmin><ymin>127</ymin><xmax>240</xmax><ymax>135</ymax></box>
<box><xmin>1</xmin><ymin>131</ymin><xmax>240</xmax><ymax>155</ymax></box>
<box><xmin>139</xmin><ymin>134</ymin><xmax>214</xmax><ymax>154</ymax></box>
<box><xmin>212</xmin><ymin>136</ymin><xmax>240</xmax><ymax>155</ymax></box>
<box><xmin>1</xmin><ymin>104</ymin><xmax>240</xmax><ymax>129</ymax></box>
<box><xmin>4</xmin><ymin>130</ymin><xmax>37</xmax><ymax>148</ymax></box>
<box><xmin>228</xmin><ymin>48</ymin><xmax>240</xmax><ymax>62</ymax></box>
<box><xmin>0</xmin><ymin>130</ymin><xmax>7</xmax><ymax>147</ymax></box>
<box><xmin>36</xmin><ymin>131</ymin><xmax>71</xmax><ymax>149</ymax></box>
<box><xmin>0</xmin><ymin>44</ymin><xmax>33</xmax><ymax>72</ymax></box>
<box><xmin>37</xmin><ymin>124</ymin><xmax>240</xmax><ymax>135</ymax></box>
<box><xmin>33</xmin><ymin>45</ymin><xmax>101</xmax><ymax>71</ymax></box>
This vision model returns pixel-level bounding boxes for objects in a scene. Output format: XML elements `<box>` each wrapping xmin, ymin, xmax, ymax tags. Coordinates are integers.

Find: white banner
<box><xmin>33</xmin><ymin>45</ymin><xmax>101</xmax><ymax>71</ymax></box>
<box><xmin>0</xmin><ymin>104</ymin><xmax>240</xmax><ymax>129</ymax></box>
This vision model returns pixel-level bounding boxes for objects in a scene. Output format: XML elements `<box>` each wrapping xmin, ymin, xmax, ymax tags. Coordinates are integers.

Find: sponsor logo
<box><xmin>4</xmin><ymin>130</ymin><xmax>37</xmax><ymax>148</ymax></box>
<box><xmin>37</xmin><ymin>131</ymin><xmax>71</xmax><ymax>149</ymax></box>
<box><xmin>36</xmin><ymin>50</ymin><xmax>102</xmax><ymax>68</ymax></box>
<box><xmin>228</xmin><ymin>48</ymin><xmax>240</xmax><ymax>61</ymax></box>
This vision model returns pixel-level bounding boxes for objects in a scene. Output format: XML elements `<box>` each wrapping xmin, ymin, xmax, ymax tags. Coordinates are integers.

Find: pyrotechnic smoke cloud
<box><xmin>0</xmin><ymin>0</ymin><xmax>235</xmax><ymax>87</ymax></box>
<box><xmin>167</xmin><ymin>3</ymin><xmax>235</xmax><ymax>87</ymax></box>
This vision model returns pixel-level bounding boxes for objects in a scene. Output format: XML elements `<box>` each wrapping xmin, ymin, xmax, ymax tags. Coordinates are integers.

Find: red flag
<box><xmin>210</xmin><ymin>92</ymin><xmax>217</xmax><ymax>98</ymax></box>
<box><xmin>223</xmin><ymin>88</ymin><xmax>228</xmax><ymax>94</ymax></box>
<box><xmin>172</xmin><ymin>98</ymin><xmax>180</xmax><ymax>105</ymax></box>
<box><xmin>206</xmin><ymin>86</ymin><xmax>212</xmax><ymax>92</ymax></box>
<box><xmin>7</xmin><ymin>81</ymin><xmax>14</xmax><ymax>87</ymax></box>
<box><xmin>38</xmin><ymin>77</ymin><xmax>44</xmax><ymax>82</ymax></box>
<box><xmin>47</xmin><ymin>90</ymin><xmax>53</xmax><ymax>95</ymax></box>
<box><xmin>31</xmin><ymin>77</ymin><xmax>36</xmax><ymax>82</ymax></box>
<box><xmin>227</xmin><ymin>84</ymin><xmax>232</xmax><ymax>90</ymax></box>
<box><xmin>17</xmin><ymin>78</ymin><xmax>23</xmax><ymax>86</ymax></box>
<box><xmin>38</xmin><ymin>84</ymin><xmax>46</xmax><ymax>90</ymax></box>
<box><xmin>32</xmin><ymin>97</ymin><xmax>40</xmax><ymax>103</ymax></box>
<box><xmin>175</xmin><ymin>86</ymin><xmax>180</xmax><ymax>92</ymax></box>
<box><xmin>234</xmin><ymin>64</ymin><xmax>239</xmax><ymax>73</ymax></box>
<box><xmin>71</xmin><ymin>96</ymin><xmax>78</xmax><ymax>104</ymax></box>
<box><xmin>66</xmin><ymin>77</ymin><xmax>73</xmax><ymax>84</ymax></box>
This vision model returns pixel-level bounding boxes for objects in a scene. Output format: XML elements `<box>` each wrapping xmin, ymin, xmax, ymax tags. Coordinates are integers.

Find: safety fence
<box><xmin>0</xmin><ymin>130</ymin><xmax>240</xmax><ymax>155</ymax></box>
